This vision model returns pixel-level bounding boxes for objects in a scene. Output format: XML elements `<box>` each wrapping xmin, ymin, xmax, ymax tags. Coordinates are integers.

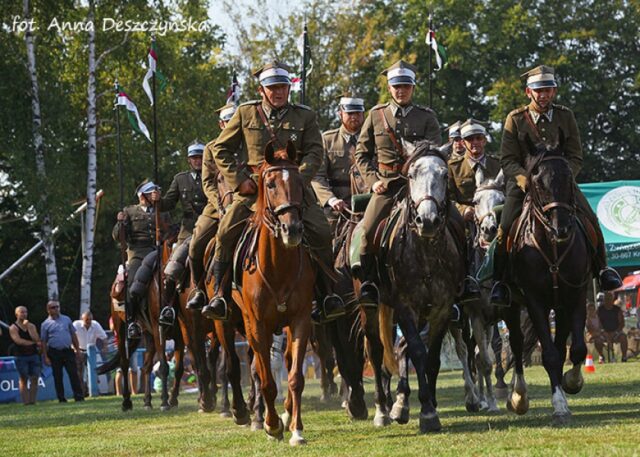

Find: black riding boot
<box><xmin>311</xmin><ymin>272</ymin><xmax>346</xmax><ymax>324</ymax></box>
<box><xmin>201</xmin><ymin>260</ymin><xmax>230</xmax><ymax>321</ymax></box>
<box><xmin>127</xmin><ymin>295</ymin><xmax>142</xmax><ymax>339</ymax></box>
<box><xmin>598</xmin><ymin>267</ymin><xmax>622</xmax><ymax>291</ymax></box>
<box><xmin>186</xmin><ymin>258</ymin><xmax>206</xmax><ymax>310</ymax></box>
<box><xmin>490</xmin><ymin>236</ymin><xmax>511</xmax><ymax>307</ymax></box>
<box><xmin>159</xmin><ymin>278</ymin><xmax>176</xmax><ymax>326</ymax></box>
<box><xmin>358</xmin><ymin>253</ymin><xmax>379</xmax><ymax>307</ymax></box>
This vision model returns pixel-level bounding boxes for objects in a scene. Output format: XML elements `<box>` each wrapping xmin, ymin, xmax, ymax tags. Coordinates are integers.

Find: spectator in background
<box><xmin>9</xmin><ymin>306</ymin><xmax>42</xmax><ymax>405</ymax></box>
<box><xmin>73</xmin><ymin>311</ymin><xmax>107</xmax><ymax>397</ymax></box>
<box><xmin>109</xmin><ymin>316</ymin><xmax>139</xmax><ymax>395</ymax></box>
<box><xmin>597</xmin><ymin>291</ymin><xmax>629</xmax><ymax>362</ymax></box>
<box><xmin>585</xmin><ymin>302</ymin><xmax>606</xmax><ymax>363</ymax></box>
<box><xmin>41</xmin><ymin>300</ymin><xmax>84</xmax><ymax>402</ymax></box>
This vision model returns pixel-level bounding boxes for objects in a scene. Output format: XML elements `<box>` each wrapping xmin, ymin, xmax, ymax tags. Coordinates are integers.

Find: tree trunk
<box><xmin>24</xmin><ymin>0</ymin><xmax>59</xmax><ymax>301</ymax></box>
<box><xmin>80</xmin><ymin>0</ymin><xmax>98</xmax><ymax>315</ymax></box>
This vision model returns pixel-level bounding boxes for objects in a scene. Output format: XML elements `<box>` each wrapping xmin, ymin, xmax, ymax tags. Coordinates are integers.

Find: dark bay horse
<box><xmin>507</xmin><ymin>141</ymin><xmax>591</xmax><ymax>425</ymax></box>
<box><xmin>232</xmin><ymin>140</ymin><xmax>316</xmax><ymax>446</ymax></box>
<box><xmin>376</xmin><ymin>140</ymin><xmax>466</xmax><ymax>433</ymax></box>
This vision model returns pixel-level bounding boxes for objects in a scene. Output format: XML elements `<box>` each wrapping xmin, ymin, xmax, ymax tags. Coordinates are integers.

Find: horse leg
<box><xmin>331</xmin><ymin>315</ymin><xmax>367</xmax><ymax>420</ymax></box>
<box><xmin>143</xmin><ymin>333</ymin><xmax>155</xmax><ymax>409</ymax></box>
<box><xmin>450</xmin><ymin>325</ymin><xmax>483</xmax><ymax>412</ymax></box>
<box><xmin>491</xmin><ymin>324</ymin><xmax>508</xmax><ymax>396</ymax></box>
<box><xmin>398</xmin><ymin>311</ymin><xmax>440</xmax><ymax>434</ymax></box>
<box><xmin>119</xmin><ymin>326</ymin><xmax>133</xmax><ymax>412</ymax></box>
<box><xmin>287</xmin><ymin>317</ymin><xmax>311</xmax><ymax>446</ymax></box>
<box><xmin>169</xmin><ymin>338</ymin><xmax>184</xmax><ymax>408</ymax></box>
<box><xmin>563</xmin><ymin>296</ymin><xmax>588</xmax><ymax>395</ymax></box>
<box><xmin>363</xmin><ymin>308</ymin><xmax>391</xmax><ymax>427</ymax></box>
<box><xmin>251</xmin><ymin>356</ymin><xmax>265</xmax><ymax>431</ymax></box>
<box><xmin>217</xmin><ymin>350</ymin><xmax>231</xmax><ymax>417</ymax></box>
<box><xmin>220</xmin><ymin>323</ymin><xmax>249</xmax><ymax>425</ymax></box>
<box><xmin>503</xmin><ymin>307</ymin><xmax>529</xmax><ymax>415</ymax></box>
<box><xmin>480</xmin><ymin>325</ymin><xmax>500</xmax><ymax>412</ymax></box>
<box><xmin>390</xmin><ymin>334</ymin><xmax>410</xmax><ymax>424</ymax></box>
<box><xmin>314</xmin><ymin>324</ymin><xmax>337</xmax><ymax>402</ymax></box>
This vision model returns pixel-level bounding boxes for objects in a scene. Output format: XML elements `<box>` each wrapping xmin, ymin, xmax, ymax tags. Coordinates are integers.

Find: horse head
<box><xmin>525</xmin><ymin>130</ymin><xmax>576</xmax><ymax>242</ymax></box>
<box><xmin>260</xmin><ymin>140</ymin><xmax>304</xmax><ymax>247</ymax></box>
<box><xmin>473</xmin><ymin>169</ymin><xmax>505</xmax><ymax>246</ymax></box>
<box><xmin>403</xmin><ymin>140</ymin><xmax>451</xmax><ymax>238</ymax></box>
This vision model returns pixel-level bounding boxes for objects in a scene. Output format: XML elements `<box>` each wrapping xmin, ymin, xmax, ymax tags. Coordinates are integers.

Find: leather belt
<box><xmin>378</xmin><ymin>162</ymin><xmax>403</xmax><ymax>173</ymax></box>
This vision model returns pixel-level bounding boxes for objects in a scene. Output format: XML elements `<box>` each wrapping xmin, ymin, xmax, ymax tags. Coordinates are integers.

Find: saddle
<box><xmin>232</xmin><ymin>222</ymin><xmax>260</xmax><ymax>293</ymax></box>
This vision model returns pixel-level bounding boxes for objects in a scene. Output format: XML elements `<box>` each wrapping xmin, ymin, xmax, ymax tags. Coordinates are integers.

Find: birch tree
<box><xmin>23</xmin><ymin>0</ymin><xmax>59</xmax><ymax>300</ymax></box>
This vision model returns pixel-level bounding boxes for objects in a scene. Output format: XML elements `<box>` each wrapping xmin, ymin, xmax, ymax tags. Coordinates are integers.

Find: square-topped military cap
<box><xmin>447</xmin><ymin>121</ymin><xmax>462</xmax><ymax>139</ymax></box>
<box><xmin>338</xmin><ymin>96</ymin><xmax>365</xmax><ymax>112</ymax></box>
<box><xmin>460</xmin><ymin>118</ymin><xmax>488</xmax><ymax>139</ymax></box>
<box><xmin>187</xmin><ymin>141</ymin><xmax>205</xmax><ymax>157</ymax></box>
<box><xmin>381</xmin><ymin>60</ymin><xmax>417</xmax><ymax>86</ymax></box>
<box><xmin>521</xmin><ymin>65</ymin><xmax>557</xmax><ymax>89</ymax></box>
<box><xmin>216</xmin><ymin>103</ymin><xmax>237</xmax><ymax>122</ymax></box>
<box><xmin>252</xmin><ymin>60</ymin><xmax>293</xmax><ymax>86</ymax></box>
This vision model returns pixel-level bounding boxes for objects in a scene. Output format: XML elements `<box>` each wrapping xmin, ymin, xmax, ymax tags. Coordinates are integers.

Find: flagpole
<box><xmin>428</xmin><ymin>13</ymin><xmax>433</xmax><ymax>109</ymax></box>
<box><xmin>301</xmin><ymin>22</ymin><xmax>308</xmax><ymax>105</ymax></box>
<box><xmin>150</xmin><ymin>35</ymin><xmax>163</xmax><ymax>318</ymax></box>
<box><xmin>114</xmin><ymin>78</ymin><xmax>130</xmax><ymax>359</ymax></box>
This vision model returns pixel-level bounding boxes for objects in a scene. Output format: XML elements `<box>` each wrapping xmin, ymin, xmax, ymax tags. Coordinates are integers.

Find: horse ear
<box><xmin>265</xmin><ymin>140</ymin><xmax>276</xmax><ymax>164</ymax></box>
<box><xmin>286</xmin><ymin>140</ymin><xmax>297</xmax><ymax>162</ymax></box>
<box><xmin>402</xmin><ymin>139</ymin><xmax>417</xmax><ymax>157</ymax></box>
<box><xmin>438</xmin><ymin>142</ymin><xmax>452</xmax><ymax>161</ymax></box>
<box><xmin>495</xmin><ymin>169</ymin><xmax>505</xmax><ymax>188</ymax></box>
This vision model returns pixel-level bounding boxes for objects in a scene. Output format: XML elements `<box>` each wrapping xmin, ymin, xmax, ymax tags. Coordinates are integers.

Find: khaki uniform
<box><xmin>112</xmin><ymin>205</ymin><xmax>169</xmax><ymax>289</ymax></box>
<box><xmin>355</xmin><ymin>101</ymin><xmax>441</xmax><ymax>254</ymax></box>
<box><xmin>312</xmin><ymin>126</ymin><xmax>367</xmax><ymax>230</ymax></box>
<box><xmin>448</xmin><ymin>153</ymin><xmax>501</xmax><ymax>215</ymax></box>
<box><xmin>160</xmin><ymin>170</ymin><xmax>206</xmax><ymax>243</ymax></box>
<box><xmin>212</xmin><ymin>100</ymin><xmax>332</xmax><ymax>265</ymax></box>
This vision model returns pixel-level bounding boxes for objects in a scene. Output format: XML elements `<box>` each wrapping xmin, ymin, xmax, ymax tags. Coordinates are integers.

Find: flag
<box><xmin>426</xmin><ymin>29</ymin><xmax>447</xmax><ymax>71</ymax></box>
<box><xmin>142</xmin><ymin>38</ymin><xmax>168</xmax><ymax>105</ymax></box>
<box><xmin>226</xmin><ymin>74</ymin><xmax>240</xmax><ymax>105</ymax></box>
<box><xmin>297</xmin><ymin>30</ymin><xmax>313</xmax><ymax>76</ymax></box>
<box><xmin>116</xmin><ymin>85</ymin><xmax>151</xmax><ymax>142</ymax></box>
<box><xmin>290</xmin><ymin>75</ymin><xmax>302</xmax><ymax>92</ymax></box>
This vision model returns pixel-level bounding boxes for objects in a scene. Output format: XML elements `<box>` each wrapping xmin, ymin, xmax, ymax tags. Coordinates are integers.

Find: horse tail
<box><xmin>379</xmin><ymin>303</ymin><xmax>398</xmax><ymax>375</ymax></box>
<box><xmin>97</xmin><ymin>338</ymin><xmax>141</xmax><ymax>375</ymax></box>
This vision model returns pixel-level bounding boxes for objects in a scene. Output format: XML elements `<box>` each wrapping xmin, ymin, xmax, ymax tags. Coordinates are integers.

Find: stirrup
<box><xmin>598</xmin><ymin>267</ymin><xmax>622</xmax><ymax>291</ymax></box>
<box><xmin>202</xmin><ymin>296</ymin><xmax>229</xmax><ymax>321</ymax></box>
<box><xmin>490</xmin><ymin>282</ymin><xmax>512</xmax><ymax>308</ymax></box>
<box><xmin>359</xmin><ymin>281</ymin><xmax>379</xmax><ymax>308</ymax></box>
<box><xmin>159</xmin><ymin>306</ymin><xmax>175</xmax><ymax>326</ymax></box>
<box><xmin>127</xmin><ymin>322</ymin><xmax>142</xmax><ymax>339</ymax></box>
<box><xmin>186</xmin><ymin>288</ymin><xmax>205</xmax><ymax>310</ymax></box>
<box><xmin>458</xmin><ymin>276</ymin><xmax>481</xmax><ymax>305</ymax></box>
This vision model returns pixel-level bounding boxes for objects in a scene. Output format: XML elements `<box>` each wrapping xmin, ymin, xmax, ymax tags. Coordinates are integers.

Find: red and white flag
<box><xmin>226</xmin><ymin>74</ymin><xmax>240</xmax><ymax>105</ymax></box>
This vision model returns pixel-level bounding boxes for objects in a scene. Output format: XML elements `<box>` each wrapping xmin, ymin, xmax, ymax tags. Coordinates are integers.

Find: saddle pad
<box><xmin>351</xmin><ymin>193</ymin><xmax>372</xmax><ymax>213</ymax></box>
<box><xmin>475</xmin><ymin>238</ymin><xmax>497</xmax><ymax>283</ymax></box>
<box><xmin>349</xmin><ymin>220</ymin><xmax>366</xmax><ymax>272</ymax></box>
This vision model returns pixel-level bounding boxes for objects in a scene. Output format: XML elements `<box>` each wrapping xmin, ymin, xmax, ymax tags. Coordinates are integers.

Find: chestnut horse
<box><xmin>232</xmin><ymin>140</ymin><xmax>315</xmax><ymax>446</ymax></box>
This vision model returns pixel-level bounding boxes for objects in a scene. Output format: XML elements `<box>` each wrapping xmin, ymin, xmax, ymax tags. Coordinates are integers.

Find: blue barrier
<box><xmin>0</xmin><ymin>356</ymin><xmax>73</xmax><ymax>403</ymax></box>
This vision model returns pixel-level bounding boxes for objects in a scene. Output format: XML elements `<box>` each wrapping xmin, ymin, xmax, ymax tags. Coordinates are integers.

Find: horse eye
<box><xmin>266</xmin><ymin>180</ymin><xmax>276</xmax><ymax>189</ymax></box>
<box><xmin>407</xmin><ymin>172</ymin><xmax>413</xmax><ymax>179</ymax></box>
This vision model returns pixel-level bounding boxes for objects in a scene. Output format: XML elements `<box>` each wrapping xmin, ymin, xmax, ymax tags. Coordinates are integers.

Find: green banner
<box><xmin>579</xmin><ymin>180</ymin><xmax>640</xmax><ymax>268</ymax></box>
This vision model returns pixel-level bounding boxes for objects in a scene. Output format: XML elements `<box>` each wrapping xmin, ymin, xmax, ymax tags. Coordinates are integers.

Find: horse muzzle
<box><xmin>415</xmin><ymin>215</ymin><xmax>441</xmax><ymax>238</ymax></box>
<box><xmin>280</xmin><ymin>221</ymin><xmax>303</xmax><ymax>248</ymax></box>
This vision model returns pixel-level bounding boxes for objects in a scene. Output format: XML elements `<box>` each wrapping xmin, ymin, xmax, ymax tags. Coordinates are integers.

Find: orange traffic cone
<box><xmin>584</xmin><ymin>354</ymin><xmax>595</xmax><ymax>373</ymax></box>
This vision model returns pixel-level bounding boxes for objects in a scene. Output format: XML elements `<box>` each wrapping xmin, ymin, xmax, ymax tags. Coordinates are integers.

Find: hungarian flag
<box><xmin>226</xmin><ymin>74</ymin><xmax>240</xmax><ymax>105</ymax></box>
<box><xmin>297</xmin><ymin>29</ymin><xmax>313</xmax><ymax>77</ymax></box>
<box><xmin>116</xmin><ymin>86</ymin><xmax>151</xmax><ymax>142</ymax></box>
<box><xmin>142</xmin><ymin>38</ymin><xmax>168</xmax><ymax>105</ymax></box>
<box><xmin>426</xmin><ymin>29</ymin><xmax>447</xmax><ymax>71</ymax></box>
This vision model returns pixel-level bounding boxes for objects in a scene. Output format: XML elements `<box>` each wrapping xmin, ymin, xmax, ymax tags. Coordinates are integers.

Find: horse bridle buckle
<box><xmin>549</xmin><ymin>264</ymin><xmax>559</xmax><ymax>274</ymax></box>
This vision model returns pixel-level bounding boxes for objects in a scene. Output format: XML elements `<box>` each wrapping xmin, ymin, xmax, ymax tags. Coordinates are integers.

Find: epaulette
<box><xmin>322</xmin><ymin>128</ymin><xmax>340</xmax><ymax>136</ymax></box>
<box><xmin>205</xmin><ymin>138</ymin><xmax>216</xmax><ymax>148</ymax></box>
<box><xmin>371</xmin><ymin>103</ymin><xmax>389</xmax><ymax>111</ymax></box>
<box><xmin>552</xmin><ymin>103</ymin><xmax>570</xmax><ymax>111</ymax></box>
<box><xmin>175</xmin><ymin>170</ymin><xmax>190</xmax><ymax>178</ymax></box>
<box><xmin>448</xmin><ymin>154</ymin><xmax>465</xmax><ymax>165</ymax></box>
<box><xmin>414</xmin><ymin>104</ymin><xmax>436</xmax><ymax>114</ymax></box>
<box><xmin>239</xmin><ymin>100</ymin><xmax>260</xmax><ymax>107</ymax></box>
<box><xmin>292</xmin><ymin>103</ymin><xmax>312</xmax><ymax>110</ymax></box>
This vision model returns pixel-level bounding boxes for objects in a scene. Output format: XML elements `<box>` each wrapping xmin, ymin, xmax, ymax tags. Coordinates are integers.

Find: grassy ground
<box><xmin>2</xmin><ymin>359</ymin><xmax>639</xmax><ymax>456</ymax></box>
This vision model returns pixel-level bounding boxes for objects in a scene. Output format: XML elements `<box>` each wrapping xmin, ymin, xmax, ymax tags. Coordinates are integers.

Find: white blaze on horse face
<box><xmin>410</xmin><ymin>156</ymin><xmax>448</xmax><ymax>223</ymax></box>
<box><xmin>282</xmin><ymin>169</ymin><xmax>290</xmax><ymax>182</ymax></box>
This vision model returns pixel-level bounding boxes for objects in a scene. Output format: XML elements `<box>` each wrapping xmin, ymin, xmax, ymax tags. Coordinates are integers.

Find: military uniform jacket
<box><xmin>312</xmin><ymin>126</ymin><xmax>367</xmax><ymax>207</ymax></box>
<box><xmin>448</xmin><ymin>153</ymin><xmax>501</xmax><ymax>214</ymax></box>
<box><xmin>501</xmin><ymin>102</ymin><xmax>582</xmax><ymax>194</ymax></box>
<box><xmin>212</xmin><ymin>101</ymin><xmax>324</xmax><ymax>195</ymax></box>
<box><xmin>111</xmin><ymin>205</ymin><xmax>169</xmax><ymax>256</ymax></box>
<box><xmin>355</xmin><ymin>101</ymin><xmax>441</xmax><ymax>188</ymax></box>
<box><xmin>159</xmin><ymin>170</ymin><xmax>206</xmax><ymax>238</ymax></box>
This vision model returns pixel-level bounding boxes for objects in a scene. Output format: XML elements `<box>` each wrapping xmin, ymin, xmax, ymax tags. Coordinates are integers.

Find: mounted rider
<box><xmin>158</xmin><ymin>141</ymin><xmax>207</xmax><ymax>325</ymax></box>
<box><xmin>447</xmin><ymin>120</ymin><xmax>465</xmax><ymax>160</ymax></box>
<box><xmin>448</xmin><ymin>118</ymin><xmax>502</xmax><ymax>304</ymax></box>
<box><xmin>201</xmin><ymin>60</ymin><xmax>346</xmax><ymax>322</ymax></box>
<box><xmin>354</xmin><ymin>59</ymin><xmax>442</xmax><ymax>306</ymax></box>
<box><xmin>112</xmin><ymin>180</ymin><xmax>170</xmax><ymax>339</ymax></box>
<box><xmin>184</xmin><ymin>103</ymin><xmax>238</xmax><ymax>311</ymax></box>
<box><xmin>491</xmin><ymin>65</ymin><xmax>622</xmax><ymax>305</ymax></box>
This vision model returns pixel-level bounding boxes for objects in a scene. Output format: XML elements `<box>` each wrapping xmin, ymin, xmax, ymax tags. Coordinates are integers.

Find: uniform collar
<box><xmin>262</xmin><ymin>102</ymin><xmax>289</xmax><ymax>120</ymax></box>
<box><xmin>339</xmin><ymin>125</ymin><xmax>359</xmax><ymax>144</ymax></box>
<box><xmin>528</xmin><ymin>104</ymin><xmax>553</xmax><ymax>123</ymax></box>
<box><xmin>389</xmin><ymin>100</ymin><xmax>413</xmax><ymax>118</ymax></box>
<box><xmin>466</xmin><ymin>153</ymin><xmax>486</xmax><ymax>169</ymax></box>
<box><xmin>191</xmin><ymin>170</ymin><xmax>200</xmax><ymax>180</ymax></box>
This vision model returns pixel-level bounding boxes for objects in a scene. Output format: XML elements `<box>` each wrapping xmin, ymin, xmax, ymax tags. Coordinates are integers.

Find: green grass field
<box><xmin>2</xmin><ymin>360</ymin><xmax>639</xmax><ymax>456</ymax></box>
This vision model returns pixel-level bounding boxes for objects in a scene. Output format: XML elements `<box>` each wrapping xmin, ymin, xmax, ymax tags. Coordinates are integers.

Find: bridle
<box><xmin>473</xmin><ymin>182</ymin><xmax>504</xmax><ymax>249</ymax></box>
<box><xmin>260</xmin><ymin>164</ymin><xmax>303</xmax><ymax>238</ymax></box>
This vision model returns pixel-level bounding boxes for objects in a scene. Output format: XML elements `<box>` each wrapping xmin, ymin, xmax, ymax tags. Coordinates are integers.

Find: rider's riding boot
<box><xmin>450</xmin><ymin>303</ymin><xmax>463</xmax><ymax>328</ymax></box>
<box><xmin>159</xmin><ymin>278</ymin><xmax>176</xmax><ymax>326</ymax></box>
<box><xmin>590</xmin><ymin>222</ymin><xmax>622</xmax><ymax>290</ymax></box>
<box><xmin>186</xmin><ymin>287</ymin><xmax>206</xmax><ymax>310</ymax></box>
<box><xmin>311</xmin><ymin>272</ymin><xmax>346</xmax><ymax>323</ymax></box>
<box><xmin>459</xmin><ymin>276</ymin><xmax>481</xmax><ymax>305</ymax></box>
<box><xmin>126</xmin><ymin>295</ymin><xmax>142</xmax><ymax>339</ymax></box>
<box><xmin>201</xmin><ymin>260</ymin><xmax>230</xmax><ymax>321</ymax></box>
<box><xmin>490</xmin><ymin>234</ymin><xmax>511</xmax><ymax>307</ymax></box>
<box><xmin>358</xmin><ymin>253</ymin><xmax>379</xmax><ymax>307</ymax></box>
<box><xmin>598</xmin><ymin>267</ymin><xmax>622</xmax><ymax>291</ymax></box>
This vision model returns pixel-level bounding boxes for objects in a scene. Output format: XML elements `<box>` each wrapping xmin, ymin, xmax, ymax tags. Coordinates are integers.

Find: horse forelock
<box><xmin>408</xmin><ymin>154</ymin><xmax>448</xmax><ymax>206</ymax></box>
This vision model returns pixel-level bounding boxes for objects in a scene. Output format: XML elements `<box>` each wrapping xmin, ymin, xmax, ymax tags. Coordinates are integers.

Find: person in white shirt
<box><xmin>73</xmin><ymin>311</ymin><xmax>107</xmax><ymax>396</ymax></box>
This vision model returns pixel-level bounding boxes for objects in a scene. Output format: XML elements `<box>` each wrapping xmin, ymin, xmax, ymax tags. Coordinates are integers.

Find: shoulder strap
<box><xmin>522</xmin><ymin>109</ymin><xmax>542</xmax><ymax>143</ymax></box>
<box><xmin>376</xmin><ymin>108</ymin><xmax>405</xmax><ymax>159</ymax></box>
<box><xmin>256</xmin><ymin>104</ymin><xmax>283</xmax><ymax>149</ymax></box>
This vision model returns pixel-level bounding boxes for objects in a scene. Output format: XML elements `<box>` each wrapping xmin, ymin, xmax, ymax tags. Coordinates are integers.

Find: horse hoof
<box><xmin>552</xmin><ymin>412</ymin><xmax>571</xmax><ymax>427</ymax></box>
<box><xmin>389</xmin><ymin>402</ymin><xmax>410</xmax><ymax>425</ymax></box>
<box><xmin>507</xmin><ymin>393</ymin><xmax>529</xmax><ymax>416</ymax></box>
<box><xmin>144</xmin><ymin>405</ymin><xmax>153</xmax><ymax>411</ymax></box>
<box><xmin>289</xmin><ymin>430</ymin><xmax>307</xmax><ymax>446</ymax></box>
<box><xmin>281</xmin><ymin>411</ymin><xmax>292</xmax><ymax>429</ymax></box>
<box><xmin>319</xmin><ymin>393</ymin><xmax>329</xmax><ymax>403</ymax></box>
<box><xmin>419</xmin><ymin>413</ymin><xmax>442</xmax><ymax>434</ymax></box>
<box><xmin>265</xmin><ymin>418</ymin><xmax>284</xmax><ymax>441</ymax></box>
<box><xmin>561</xmin><ymin>370</ymin><xmax>584</xmax><ymax>395</ymax></box>
<box><xmin>465</xmin><ymin>401</ymin><xmax>481</xmax><ymax>413</ymax></box>
<box><xmin>220</xmin><ymin>410</ymin><xmax>232</xmax><ymax>418</ymax></box>
<box><xmin>169</xmin><ymin>398</ymin><xmax>178</xmax><ymax>408</ymax></box>
<box><xmin>373</xmin><ymin>413</ymin><xmax>391</xmax><ymax>427</ymax></box>
<box><xmin>341</xmin><ymin>400</ymin><xmax>348</xmax><ymax>409</ymax></box>
<box><xmin>233</xmin><ymin>409</ymin><xmax>251</xmax><ymax>426</ymax></box>
<box><xmin>347</xmin><ymin>399</ymin><xmax>368</xmax><ymax>421</ymax></box>
<box><xmin>494</xmin><ymin>386</ymin><xmax>508</xmax><ymax>400</ymax></box>
<box><xmin>160</xmin><ymin>405</ymin><xmax>171</xmax><ymax>412</ymax></box>
<box><xmin>122</xmin><ymin>400</ymin><xmax>133</xmax><ymax>412</ymax></box>
<box><xmin>251</xmin><ymin>420</ymin><xmax>264</xmax><ymax>432</ymax></box>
